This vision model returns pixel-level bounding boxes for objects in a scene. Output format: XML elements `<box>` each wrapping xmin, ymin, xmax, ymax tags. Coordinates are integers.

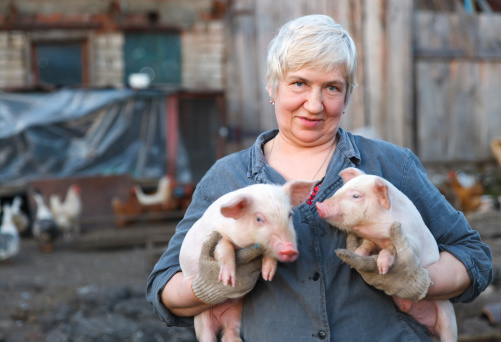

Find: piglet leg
<box><xmin>434</xmin><ymin>300</ymin><xmax>458</xmax><ymax>342</ymax></box>
<box><xmin>194</xmin><ymin>299</ymin><xmax>244</xmax><ymax>342</ymax></box>
<box><xmin>354</xmin><ymin>239</ymin><xmax>376</xmax><ymax>256</ymax></box>
<box><xmin>392</xmin><ymin>297</ymin><xmax>457</xmax><ymax>342</ymax></box>
<box><xmin>220</xmin><ymin>299</ymin><xmax>244</xmax><ymax>342</ymax></box>
<box><xmin>261</xmin><ymin>256</ymin><xmax>278</xmax><ymax>281</ymax></box>
<box><xmin>194</xmin><ymin>310</ymin><xmax>219</xmax><ymax>342</ymax></box>
<box><xmin>377</xmin><ymin>244</ymin><xmax>396</xmax><ymax>275</ymax></box>
<box><xmin>214</xmin><ymin>237</ymin><xmax>237</xmax><ymax>286</ymax></box>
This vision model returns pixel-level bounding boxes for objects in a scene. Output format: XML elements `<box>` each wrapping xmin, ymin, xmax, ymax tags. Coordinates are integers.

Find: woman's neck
<box><xmin>265</xmin><ymin>132</ymin><xmax>337</xmax><ymax>181</ymax></box>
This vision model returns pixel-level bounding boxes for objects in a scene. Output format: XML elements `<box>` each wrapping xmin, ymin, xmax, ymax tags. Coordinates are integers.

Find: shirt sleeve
<box><xmin>145</xmin><ymin>175</ymin><xmax>214</xmax><ymax>326</ymax></box>
<box><xmin>398</xmin><ymin>149</ymin><xmax>493</xmax><ymax>303</ymax></box>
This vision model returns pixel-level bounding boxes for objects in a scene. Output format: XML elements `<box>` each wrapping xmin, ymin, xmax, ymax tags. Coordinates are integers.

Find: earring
<box><xmin>270</xmin><ymin>99</ymin><xmax>275</xmax><ymax>105</ymax></box>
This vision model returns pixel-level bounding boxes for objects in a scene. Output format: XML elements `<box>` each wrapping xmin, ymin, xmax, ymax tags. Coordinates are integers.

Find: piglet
<box><xmin>180</xmin><ymin>180</ymin><xmax>316</xmax><ymax>342</ymax></box>
<box><xmin>316</xmin><ymin>167</ymin><xmax>457</xmax><ymax>342</ymax></box>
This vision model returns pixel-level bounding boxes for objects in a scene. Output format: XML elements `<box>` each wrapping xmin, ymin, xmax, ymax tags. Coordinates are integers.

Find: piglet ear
<box><xmin>339</xmin><ymin>167</ymin><xmax>364</xmax><ymax>183</ymax></box>
<box><xmin>374</xmin><ymin>178</ymin><xmax>391</xmax><ymax>210</ymax></box>
<box><xmin>220</xmin><ymin>195</ymin><xmax>251</xmax><ymax>219</ymax></box>
<box><xmin>284</xmin><ymin>180</ymin><xmax>317</xmax><ymax>207</ymax></box>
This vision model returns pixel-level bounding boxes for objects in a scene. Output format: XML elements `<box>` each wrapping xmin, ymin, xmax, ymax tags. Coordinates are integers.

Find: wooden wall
<box><xmin>224</xmin><ymin>0</ymin><xmax>501</xmax><ymax>165</ymax></box>
<box><xmin>414</xmin><ymin>12</ymin><xmax>501</xmax><ymax>164</ymax></box>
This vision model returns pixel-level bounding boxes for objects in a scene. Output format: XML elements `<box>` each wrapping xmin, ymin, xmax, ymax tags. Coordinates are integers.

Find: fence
<box><xmin>415</xmin><ymin>12</ymin><xmax>501</xmax><ymax>164</ymax></box>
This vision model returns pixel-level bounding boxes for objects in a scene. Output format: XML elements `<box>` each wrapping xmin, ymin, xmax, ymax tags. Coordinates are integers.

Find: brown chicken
<box><xmin>111</xmin><ymin>187</ymin><xmax>144</xmax><ymax>227</ymax></box>
<box><xmin>447</xmin><ymin>171</ymin><xmax>484</xmax><ymax>212</ymax></box>
<box><xmin>112</xmin><ymin>181</ymin><xmax>181</xmax><ymax>227</ymax></box>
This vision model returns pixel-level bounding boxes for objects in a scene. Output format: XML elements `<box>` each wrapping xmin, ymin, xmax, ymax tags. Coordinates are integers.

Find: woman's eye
<box><xmin>295</xmin><ymin>81</ymin><xmax>304</xmax><ymax>87</ymax></box>
<box><xmin>327</xmin><ymin>85</ymin><xmax>338</xmax><ymax>91</ymax></box>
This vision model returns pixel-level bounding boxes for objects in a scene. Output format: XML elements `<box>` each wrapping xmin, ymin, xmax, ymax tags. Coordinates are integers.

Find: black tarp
<box><xmin>0</xmin><ymin>88</ymin><xmax>191</xmax><ymax>189</ymax></box>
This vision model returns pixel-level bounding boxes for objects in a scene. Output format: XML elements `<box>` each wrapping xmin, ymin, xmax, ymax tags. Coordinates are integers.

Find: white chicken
<box><xmin>0</xmin><ymin>203</ymin><xmax>20</xmax><ymax>261</ymax></box>
<box><xmin>50</xmin><ymin>184</ymin><xmax>82</xmax><ymax>241</ymax></box>
<box><xmin>134</xmin><ymin>176</ymin><xmax>172</xmax><ymax>206</ymax></box>
<box><xmin>10</xmin><ymin>196</ymin><xmax>29</xmax><ymax>235</ymax></box>
<box><xmin>33</xmin><ymin>190</ymin><xmax>60</xmax><ymax>252</ymax></box>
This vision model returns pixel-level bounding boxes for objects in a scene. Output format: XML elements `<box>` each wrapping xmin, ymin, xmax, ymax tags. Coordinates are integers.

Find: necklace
<box><xmin>267</xmin><ymin>134</ymin><xmax>336</xmax><ymax>180</ymax></box>
<box><xmin>311</xmin><ymin>139</ymin><xmax>336</xmax><ymax>180</ymax></box>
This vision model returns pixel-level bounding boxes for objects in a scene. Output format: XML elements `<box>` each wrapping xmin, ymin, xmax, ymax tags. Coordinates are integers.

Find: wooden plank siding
<box><xmin>224</xmin><ymin>2</ymin><xmax>501</xmax><ymax>165</ymax></box>
<box><xmin>414</xmin><ymin>12</ymin><xmax>501</xmax><ymax>163</ymax></box>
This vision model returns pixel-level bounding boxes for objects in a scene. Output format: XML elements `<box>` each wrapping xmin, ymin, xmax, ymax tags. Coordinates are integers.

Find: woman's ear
<box><xmin>267</xmin><ymin>86</ymin><xmax>273</xmax><ymax>100</ymax></box>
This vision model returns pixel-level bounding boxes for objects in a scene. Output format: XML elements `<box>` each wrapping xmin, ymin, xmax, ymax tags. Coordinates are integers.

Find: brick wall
<box><xmin>0</xmin><ymin>31</ymin><xmax>28</xmax><ymax>88</ymax></box>
<box><xmin>0</xmin><ymin>0</ymin><xmax>226</xmax><ymax>91</ymax></box>
<box><xmin>182</xmin><ymin>20</ymin><xmax>225</xmax><ymax>90</ymax></box>
<box><xmin>91</xmin><ymin>33</ymin><xmax>124</xmax><ymax>87</ymax></box>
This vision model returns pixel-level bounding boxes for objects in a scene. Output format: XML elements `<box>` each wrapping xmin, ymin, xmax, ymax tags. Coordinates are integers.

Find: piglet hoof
<box><xmin>219</xmin><ymin>266</ymin><xmax>236</xmax><ymax>287</ymax></box>
<box><xmin>261</xmin><ymin>268</ymin><xmax>274</xmax><ymax>281</ymax></box>
<box><xmin>376</xmin><ymin>250</ymin><xmax>395</xmax><ymax>275</ymax></box>
<box><xmin>261</xmin><ymin>256</ymin><xmax>278</xmax><ymax>281</ymax></box>
<box><xmin>222</xmin><ymin>336</ymin><xmax>242</xmax><ymax>342</ymax></box>
<box><xmin>336</xmin><ymin>249</ymin><xmax>378</xmax><ymax>273</ymax></box>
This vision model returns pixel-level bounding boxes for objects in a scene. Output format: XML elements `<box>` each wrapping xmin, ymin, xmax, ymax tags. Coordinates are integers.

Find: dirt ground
<box><xmin>1</xmin><ymin>212</ymin><xmax>501</xmax><ymax>342</ymax></box>
<box><xmin>0</xmin><ymin>237</ymin><xmax>196</xmax><ymax>342</ymax></box>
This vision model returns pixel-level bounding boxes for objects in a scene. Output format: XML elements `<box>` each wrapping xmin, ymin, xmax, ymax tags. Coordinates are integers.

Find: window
<box><xmin>33</xmin><ymin>41</ymin><xmax>87</xmax><ymax>86</ymax></box>
<box><xmin>124</xmin><ymin>32</ymin><xmax>181</xmax><ymax>86</ymax></box>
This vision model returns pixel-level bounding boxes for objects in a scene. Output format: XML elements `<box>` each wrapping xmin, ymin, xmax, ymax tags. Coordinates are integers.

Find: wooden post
<box><xmin>386</xmin><ymin>0</ymin><xmax>414</xmax><ymax>149</ymax></box>
<box><xmin>166</xmin><ymin>94</ymin><xmax>179</xmax><ymax>178</ymax></box>
<box><xmin>363</xmin><ymin>0</ymin><xmax>385</xmax><ymax>137</ymax></box>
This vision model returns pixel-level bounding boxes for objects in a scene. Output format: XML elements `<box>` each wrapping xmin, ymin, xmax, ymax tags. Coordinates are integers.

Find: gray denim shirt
<box><xmin>147</xmin><ymin>128</ymin><xmax>492</xmax><ymax>341</ymax></box>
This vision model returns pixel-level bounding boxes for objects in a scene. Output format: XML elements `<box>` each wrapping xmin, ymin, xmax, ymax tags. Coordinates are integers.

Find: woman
<box><xmin>147</xmin><ymin>15</ymin><xmax>492</xmax><ymax>341</ymax></box>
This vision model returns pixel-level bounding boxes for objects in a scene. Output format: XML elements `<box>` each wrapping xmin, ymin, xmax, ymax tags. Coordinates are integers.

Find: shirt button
<box><xmin>318</xmin><ymin>330</ymin><xmax>327</xmax><ymax>340</ymax></box>
<box><xmin>312</xmin><ymin>272</ymin><xmax>320</xmax><ymax>281</ymax></box>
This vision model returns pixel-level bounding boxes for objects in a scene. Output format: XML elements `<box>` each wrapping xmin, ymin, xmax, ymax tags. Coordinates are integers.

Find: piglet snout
<box><xmin>277</xmin><ymin>244</ymin><xmax>299</xmax><ymax>262</ymax></box>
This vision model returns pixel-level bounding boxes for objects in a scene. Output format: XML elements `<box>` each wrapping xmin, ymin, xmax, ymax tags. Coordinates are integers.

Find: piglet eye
<box><xmin>353</xmin><ymin>194</ymin><xmax>360</xmax><ymax>199</ymax></box>
<box><xmin>256</xmin><ymin>217</ymin><xmax>264</xmax><ymax>223</ymax></box>
<box><xmin>288</xmin><ymin>211</ymin><xmax>293</xmax><ymax>219</ymax></box>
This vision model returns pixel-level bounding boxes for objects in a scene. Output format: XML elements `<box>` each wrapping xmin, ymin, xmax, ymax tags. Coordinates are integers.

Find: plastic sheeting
<box><xmin>0</xmin><ymin>88</ymin><xmax>190</xmax><ymax>188</ymax></box>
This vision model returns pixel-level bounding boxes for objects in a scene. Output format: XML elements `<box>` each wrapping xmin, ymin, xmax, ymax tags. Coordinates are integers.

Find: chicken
<box><xmin>112</xmin><ymin>181</ymin><xmax>180</xmax><ymax>227</ymax></box>
<box><xmin>33</xmin><ymin>190</ymin><xmax>60</xmax><ymax>252</ymax></box>
<box><xmin>10</xmin><ymin>196</ymin><xmax>29</xmax><ymax>235</ymax></box>
<box><xmin>134</xmin><ymin>176</ymin><xmax>173</xmax><ymax>206</ymax></box>
<box><xmin>112</xmin><ymin>187</ymin><xmax>144</xmax><ymax>227</ymax></box>
<box><xmin>50</xmin><ymin>184</ymin><xmax>82</xmax><ymax>241</ymax></box>
<box><xmin>447</xmin><ymin>170</ymin><xmax>484</xmax><ymax>212</ymax></box>
<box><xmin>0</xmin><ymin>203</ymin><xmax>20</xmax><ymax>261</ymax></box>
<box><xmin>491</xmin><ymin>137</ymin><xmax>501</xmax><ymax>168</ymax></box>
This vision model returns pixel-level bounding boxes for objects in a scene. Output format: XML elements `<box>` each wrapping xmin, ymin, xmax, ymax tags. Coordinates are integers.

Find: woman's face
<box><xmin>271</xmin><ymin>66</ymin><xmax>346</xmax><ymax>147</ymax></box>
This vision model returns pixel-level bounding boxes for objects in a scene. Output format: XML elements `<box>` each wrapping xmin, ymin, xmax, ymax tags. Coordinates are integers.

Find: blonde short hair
<box><xmin>266</xmin><ymin>15</ymin><xmax>358</xmax><ymax>105</ymax></box>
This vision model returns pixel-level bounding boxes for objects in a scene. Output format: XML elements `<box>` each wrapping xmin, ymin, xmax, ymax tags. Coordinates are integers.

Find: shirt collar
<box><xmin>248</xmin><ymin>127</ymin><xmax>362</xmax><ymax>179</ymax></box>
<box><xmin>249</xmin><ymin>129</ymin><xmax>278</xmax><ymax>178</ymax></box>
<box><xmin>336</xmin><ymin>127</ymin><xmax>361</xmax><ymax>165</ymax></box>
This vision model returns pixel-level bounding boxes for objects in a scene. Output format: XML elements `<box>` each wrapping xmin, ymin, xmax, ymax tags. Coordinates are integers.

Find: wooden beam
<box><xmin>74</xmin><ymin>223</ymin><xmax>177</xmax><ymax>250</ymax></box>
<box><xmin>386</xmin><ymin>0</ymin><xmax>414</xmax><ymax>148</ymax></box>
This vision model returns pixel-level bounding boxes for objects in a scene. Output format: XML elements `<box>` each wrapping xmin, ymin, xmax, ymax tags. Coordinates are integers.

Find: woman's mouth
<box><xmin>298</xmin><ymin>116</ymin><xmax>321</xmax><ymax>128</ymax></box>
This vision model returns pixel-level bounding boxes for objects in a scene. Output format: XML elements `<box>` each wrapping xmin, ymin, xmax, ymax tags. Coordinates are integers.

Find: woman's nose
<box><xmin>304</xmin><ymin>89</ymin><xmax>324</xmax><ymax>113</ymax></box>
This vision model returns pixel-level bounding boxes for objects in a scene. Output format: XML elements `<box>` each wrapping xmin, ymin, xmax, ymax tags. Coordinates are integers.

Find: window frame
<box><xmin>31</xmin><ymin>36</ymin><xmax>89</xmax><ymax>87</ymax></box>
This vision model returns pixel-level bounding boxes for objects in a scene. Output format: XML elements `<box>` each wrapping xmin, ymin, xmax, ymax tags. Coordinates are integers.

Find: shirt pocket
<box><xmin>395</xmin><ymin>311</ymin><xmax>432</xmax><ymax>341</ymax></box>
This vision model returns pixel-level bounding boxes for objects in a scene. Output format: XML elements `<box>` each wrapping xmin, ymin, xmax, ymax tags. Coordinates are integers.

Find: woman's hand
<box><xmin>337</xmin><ymin>222</ymin><xmax>471</xmax><ymax>301</ymax></box>
<box><xmin>191</xmin><ymin>232</ymin><xmax>265</xmax><ymax>305</ymax></box>
<box><xmin>336</xmin><ymin>222</ymin><xmax>432</xmax><ymax>301</ymax></box>
<box><xmin>161</xmin><ymin>231</ymin><xmax>265</xmax><ymax>317</ymax></box>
